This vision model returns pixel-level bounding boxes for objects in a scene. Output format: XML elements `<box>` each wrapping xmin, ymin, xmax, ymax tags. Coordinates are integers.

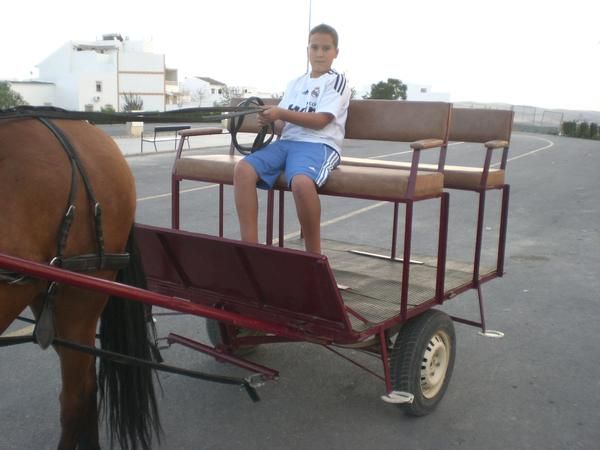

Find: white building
<box><xmin>5</xmin><ymin>80</ymin><xmax>55</xmax><ymax>106</ymax></box>
<box><xmin>180</xmin><ymin>76</ymin><xmax>278</xmax><ymax>107</ymax></box>
<box><xmin>10</xmin><ymin>34</ymin><xmax>181</xmax><ymax>112</ymax></box>
<box><xmin>405</xmin><ymin>83</ymin><xmax>450</xmax><ymax>102</ymax></box>
<box><xmin>181</xmin><ymin>77</ymin><xmax>229</xmax><ymax>107</ymax></box>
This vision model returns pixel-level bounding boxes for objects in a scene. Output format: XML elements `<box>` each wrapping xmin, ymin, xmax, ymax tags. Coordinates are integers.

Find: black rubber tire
<box><xmin>390</xmin><ymin>309</ymin><xmax>456</xmax><ymax>416</ymax></box>
<box><xmin>205</xmin><ymin>319</ymin><xmax>260</xmax><ymax>356</ymax></box>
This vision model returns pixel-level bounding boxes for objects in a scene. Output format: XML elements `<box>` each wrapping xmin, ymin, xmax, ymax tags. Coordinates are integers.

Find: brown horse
<box><xmin>0</xmin><ymin>117</ymin><xmax>160</xmax><ymax>450</ymax></box>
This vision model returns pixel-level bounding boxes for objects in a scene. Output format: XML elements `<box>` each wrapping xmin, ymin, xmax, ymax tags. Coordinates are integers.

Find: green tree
<box><xmin>363</xmin><ymin>78</ymin><xmax>407</xmax><ymax>100</ymax></box>
<box><xmin>0</xmin><ymin>81</ymin><xmax>27</xmax><ymax>108</ymax></box>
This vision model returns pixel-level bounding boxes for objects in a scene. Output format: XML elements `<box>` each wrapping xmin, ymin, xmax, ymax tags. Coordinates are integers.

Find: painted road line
<box><xmin>2</xmin><ymin>324</ymin><xmax>35</xmax><ymax>338</ymax></box>
<box><xmin>137</xmin><ymin>184</ymin><xmax>218</xmax><ymax>202</ymax></box>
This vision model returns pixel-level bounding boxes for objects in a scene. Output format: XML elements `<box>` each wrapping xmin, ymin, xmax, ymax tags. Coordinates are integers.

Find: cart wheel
<box><xmin>390</xmin><ymin>309</ymin><xmax>456</xmax><ymax>416</ymax></box>
<box><xmin>205</xmin><ymin>319</ymin><xmax>260</xmax><ymax>356</ymax></box>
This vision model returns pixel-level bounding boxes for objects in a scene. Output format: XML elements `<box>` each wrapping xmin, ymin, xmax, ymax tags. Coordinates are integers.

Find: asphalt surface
<box><xmin>1</xmin><ymin>132</ymin><xmax>599</xmax><ymax>449</ymax></box>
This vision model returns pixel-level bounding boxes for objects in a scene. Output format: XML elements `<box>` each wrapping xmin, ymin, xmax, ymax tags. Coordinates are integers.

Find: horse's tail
<box><xmin>98</xmin><ymin>227</ymin><xmax>162</xmax><ymax>450</ymax></box>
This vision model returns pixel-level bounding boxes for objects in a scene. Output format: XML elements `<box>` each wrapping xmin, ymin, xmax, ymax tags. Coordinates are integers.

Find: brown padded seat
<box><xmin>341</xmin><ymin>157</ymin><xmax>505</xmax><ymax>190</ymax></box>
<box><xmin>342</xmin><ymin>107</ymin><xmax>513</xmax><ymax>190</ymax></box>
<box><xmin>175</xmin><ymin>154</ymin><xmax>443</xmax><ymax>199</ymax></box>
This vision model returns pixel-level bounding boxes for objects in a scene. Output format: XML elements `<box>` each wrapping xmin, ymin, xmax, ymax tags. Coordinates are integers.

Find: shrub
<box><xmin>122</xmin><ymin>93</ymin><xmax>143</xmax><ymax>112</ymax></box>
<box><xmin>101</xmin><ymin>104</ymin><xmax>115</xmax><ymax>113</ymax></box>
<box><xmin>561</xmin><ymin>121</ymin><xmax>577</xmax><ymax>137</ymax></box>
<box><xmin>577</xmin><ymin>122</ymin><xmax>590</xmax><ymax>138</ymax></box>
<box><xmin>589</xmin><ymin>122</ymin><xmax>598</xmax><ymax>139</ymax></box>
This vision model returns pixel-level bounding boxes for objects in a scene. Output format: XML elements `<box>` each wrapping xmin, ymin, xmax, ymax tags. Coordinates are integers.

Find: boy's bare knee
<box><xmin>234</xmin><ymin>161</ymin><xmax>258</xmax><ymax>185</ymax></box>
<box><xmin>291</xmin><ymin>174</ymin><xmax>316</xmax><ymax>195</ymax></box>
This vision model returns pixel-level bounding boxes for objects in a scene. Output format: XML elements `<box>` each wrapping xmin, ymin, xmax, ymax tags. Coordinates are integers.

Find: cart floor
<box><xmin>285</xmin><ymin>239</ymin><xmax>494</xmax><ymax>332</ymax></box>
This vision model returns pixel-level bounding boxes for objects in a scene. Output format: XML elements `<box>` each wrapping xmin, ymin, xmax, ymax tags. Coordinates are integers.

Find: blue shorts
<box><xmin>242</xmin><ymin>140</ymin><xmax>340</xmax><ymax>189</ymax></box>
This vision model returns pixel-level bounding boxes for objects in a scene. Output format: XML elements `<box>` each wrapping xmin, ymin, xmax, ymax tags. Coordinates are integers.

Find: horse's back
<box><xmin>0</xmin><ymin>118</ymin><xmax>136</xmax><ymax>262</ymax></box>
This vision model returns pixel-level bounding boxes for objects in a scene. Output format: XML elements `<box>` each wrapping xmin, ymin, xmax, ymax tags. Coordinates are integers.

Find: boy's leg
<box><xmin>291</xmin><ymin>175</ymin><xmax>322</xmax><ymax>254</ymax></box>
<box><xmin>285</xmin><ymin>142</ymin><xmax>340</xmax><ymax>254</ymax></box>
<box><xmin>233</xmin><ymin>161</ymin><xmax>259</xmax><ymax>243</ymax></box>
<box><xmin>234</xmin><ymin>141</ymin><xmax>288</xmax><ymax>243</ymax></box>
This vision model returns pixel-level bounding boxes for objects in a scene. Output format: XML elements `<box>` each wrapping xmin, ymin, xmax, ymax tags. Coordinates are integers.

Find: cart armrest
<box><xmin>178</xmin><ymin>127</ymin><xmax>223</xmax><ymax>138</ymax></box>
<box><xmin>484</xmin><ymin>140</ymin><xmax>509</xmax><ymax>149</ymax></box>
<box><xmin>410</xmin><ymin>139</ymin><xmax>445</xmax><ymax>150</ymax></box>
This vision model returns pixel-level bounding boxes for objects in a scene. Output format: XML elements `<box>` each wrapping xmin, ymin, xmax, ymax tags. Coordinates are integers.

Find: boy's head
<box><xmin>308</xmin><ymin>23</ymin><xmax>339</xmax><ymax>77</ymax></box>
<box><xmin>309</xmin><ymin>24</ymin><xmax>339</xmax><ymax>48</ymax></box>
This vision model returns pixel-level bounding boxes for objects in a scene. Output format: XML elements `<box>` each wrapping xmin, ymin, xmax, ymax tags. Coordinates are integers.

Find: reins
<box><xmin>227</xmin><ymin>97</ymin><xmax>275</xmax><ymax>154</ymax></box>
<box><xmin>0</xmin><ymin>105</ymin><xmax>264</xmax><ymax>124</ymax></box>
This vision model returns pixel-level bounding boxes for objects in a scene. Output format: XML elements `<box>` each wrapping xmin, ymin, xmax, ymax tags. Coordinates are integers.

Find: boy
<box><xmin>233</xmin><ymin>23</ymin><xmax>351</xmax><ymax>254</ymax></box>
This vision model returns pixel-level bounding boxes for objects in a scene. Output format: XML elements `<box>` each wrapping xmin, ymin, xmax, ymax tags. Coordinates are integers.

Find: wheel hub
<box><xmin>420</xmin><ymin>332</ymin><xmax>450</xmax><ymax>399</ymax></box>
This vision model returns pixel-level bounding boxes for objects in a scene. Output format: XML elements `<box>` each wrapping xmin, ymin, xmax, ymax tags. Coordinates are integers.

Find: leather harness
<box><xmin>1</xmin><ymin>116</ymin><xmax>131</xmax><ymax>348</ymax></box>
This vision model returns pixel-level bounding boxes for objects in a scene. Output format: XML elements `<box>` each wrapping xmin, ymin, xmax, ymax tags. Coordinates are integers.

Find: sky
<box><xmin>1</xmin><ymin>0</ymin><xmax>599</xmax><ymax>111</ymax></box>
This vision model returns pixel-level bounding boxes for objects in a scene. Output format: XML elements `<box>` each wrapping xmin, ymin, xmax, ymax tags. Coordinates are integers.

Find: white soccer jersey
<box><xmin>278</xmin><ymin>70</ymin><xmax>351</xmax><ymax>154</ymax></box>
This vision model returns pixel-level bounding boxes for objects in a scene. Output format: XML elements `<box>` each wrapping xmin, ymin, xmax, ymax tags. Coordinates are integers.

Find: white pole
<box><xmin>306</xmin><ymin>0</ymin><xmax>312</xmax><ymax>73</ymax></box>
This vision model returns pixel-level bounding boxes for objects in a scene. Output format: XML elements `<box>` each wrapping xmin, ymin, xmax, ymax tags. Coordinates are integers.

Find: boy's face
<box><xmin>308</xmin><ymin>32</ymin><xmax>338</xmax><ymax>77</ymax></box>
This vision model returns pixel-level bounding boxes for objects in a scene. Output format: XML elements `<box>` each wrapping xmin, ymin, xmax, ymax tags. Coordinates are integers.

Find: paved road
<box><xmin>2</xmin><ymin>133</ymin><xmax>599</xmax><ymax>449</ymax></box>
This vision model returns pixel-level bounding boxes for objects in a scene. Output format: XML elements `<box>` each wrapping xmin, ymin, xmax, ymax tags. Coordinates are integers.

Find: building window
<box><xmin>96</xmin><ymin>81</ymin><xmax>102</xmax><ymax>93</ymax></box>
<box><xmin>211</xmin><ymin>88</ymin><xmax>215</xmax><ymax>94</ymax></box>
<box><xmin>420</xmin><ymin>87</ymin><xmax>428</xmax><ymax>93</ymax></box>
<box><xmin>84</xmin><ymin>104</ymin><xmax>94</xmax><ymax>112</ymax></box>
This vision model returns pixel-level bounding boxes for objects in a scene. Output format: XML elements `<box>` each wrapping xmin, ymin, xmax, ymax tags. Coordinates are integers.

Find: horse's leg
<box><xmin>0</xmin><ymin>283</ymin><xmax>44</xmax><ymax>335</ymax></box>
<box><xmin>37</xmin><ymin>285</ymin><xmax>108</xmax><ymax>450</ymax></box>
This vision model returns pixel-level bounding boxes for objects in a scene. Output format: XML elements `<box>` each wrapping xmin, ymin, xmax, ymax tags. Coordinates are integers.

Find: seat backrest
<box><xmin>449</xmin><ymin>107</ymin><xmax>514</xmax><ymax>143</ymax></box>
<box><xmin>229</xmin><ymin>97</ymin><xmax>280</xmax><ymax>133</ymax></box>
<box><xmin>135</xmin><ymin>223</ymin><xmax>352</xmax><ymax>334</ymax></box>
<box><xmin>345</xmin><ymin>100</ymin><xmax>451</xmax><ymax>142</ymax></box>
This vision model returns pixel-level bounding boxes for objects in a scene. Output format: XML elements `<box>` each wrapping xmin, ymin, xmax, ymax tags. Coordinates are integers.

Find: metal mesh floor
<box><xmin>286</xmin><ymin>239</ymin><xmax>494</xmax><ymax>332</ymax></box>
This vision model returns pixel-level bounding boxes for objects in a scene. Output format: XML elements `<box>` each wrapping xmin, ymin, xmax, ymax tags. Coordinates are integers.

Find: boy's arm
<box><xmin>258</xmin><ymin>106</ymin><xmax>333</xmax><ymax>130</ymax></box>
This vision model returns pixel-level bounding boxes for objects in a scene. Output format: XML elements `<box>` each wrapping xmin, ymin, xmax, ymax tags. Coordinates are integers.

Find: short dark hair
<box><xmin>309</xmin><ymin>24</ymin><xmax>339</xmax><ymax>48</ymax></box>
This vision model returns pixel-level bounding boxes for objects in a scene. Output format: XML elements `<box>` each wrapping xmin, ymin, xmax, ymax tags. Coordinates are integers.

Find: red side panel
<box><xmin>134</xmin><ymin>224</ymin><xmax>351</xmax><ymax>333</ymax></box>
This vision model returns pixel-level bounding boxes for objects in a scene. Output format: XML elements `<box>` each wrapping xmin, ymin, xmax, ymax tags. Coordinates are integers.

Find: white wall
<box><xmin>78</xmin><ymin>74</ymin><xmax>118</xmax><ymax>111</ymax></box>
<box><xmin>119</xmin><ymin>73</ymin><xmax>164</xmax><ymax>93</ymax></box>
<box><xmin>9</xmin><ymin>82</ymin><xmax>55</xmax><ymax>106</ymax></box>
<box><xmin>119</xmin><ymin>52</ymin><xmax>163</xmax><ymax>72</ymax></box>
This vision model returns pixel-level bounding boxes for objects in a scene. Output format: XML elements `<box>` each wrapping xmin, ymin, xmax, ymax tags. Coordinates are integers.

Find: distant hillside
<box><xmin>454</xmin><ymin>102</ymin><xmax>600</xmax><ymax>124</ymax></box>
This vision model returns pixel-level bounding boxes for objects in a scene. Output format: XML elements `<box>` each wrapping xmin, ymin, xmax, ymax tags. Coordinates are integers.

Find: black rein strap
<box><xmin>228</xmin><ymin>97</ymin><xmax>275</xmax><ymax>155</ymax></box>
<box><xmin>0</xmin><ymin>105</ymin><xmax>264</xmax><ymax>124</ymax></box>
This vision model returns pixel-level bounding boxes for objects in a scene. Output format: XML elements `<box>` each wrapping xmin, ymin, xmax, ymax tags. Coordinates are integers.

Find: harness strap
<box><xmin>60</xmin><ymin>253</ymin><xmax>130</xmax><ymax>272</ymax></box>
<box><xmin>31</xmin><ymin>118</ymin><xmax>112</xmax><ymax>348</ymax></box>
<box><xmin>0</xmin><ymin>335</ymin><xmax>36</xmax><ymax>347</ymax></box>
<box><xmin>0</xmin><ymin>105</ymin><xmax>264</xmax><ymax>124</ymax></box>
<box><xmin>0</xmin><ymin>334</ymin><xmax>260</xmax><ymax>401</ymax></box>
<box><xmin>0</xmin><ymin>254</ymin><xmax>130</xmax><ymax>285</ymax></box>
<box><xmin>38</xmin><ymin>117</ymin><xmax>106</xmax><ymax>268</ymax></box>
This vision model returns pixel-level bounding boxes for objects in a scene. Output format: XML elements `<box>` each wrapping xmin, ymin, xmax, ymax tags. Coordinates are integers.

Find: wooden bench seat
<box><xmin>342</xmin><ymin>107</ymin><xmax>514</xmax><ymax>191</ymax></box>
<box><xmin>175</xmin><ymin>154</ymin><xmax>444</xmax><ymax>199</ymax></box>
<box><xmin>341</xmin><ymin>157</ymin><xmax>505</xmax><ymax>190</ymax></box>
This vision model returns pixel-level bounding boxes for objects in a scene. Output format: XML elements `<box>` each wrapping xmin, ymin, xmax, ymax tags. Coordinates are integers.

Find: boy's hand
<box><xmin>258</xmin><ymin>105</ymin><xmax>333</xmax><ymax>130</ymax></box>
<box><xmin>257</xmin><ymin>106</ymin><xmax>281</xmax><ymax>126</ymax></box>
